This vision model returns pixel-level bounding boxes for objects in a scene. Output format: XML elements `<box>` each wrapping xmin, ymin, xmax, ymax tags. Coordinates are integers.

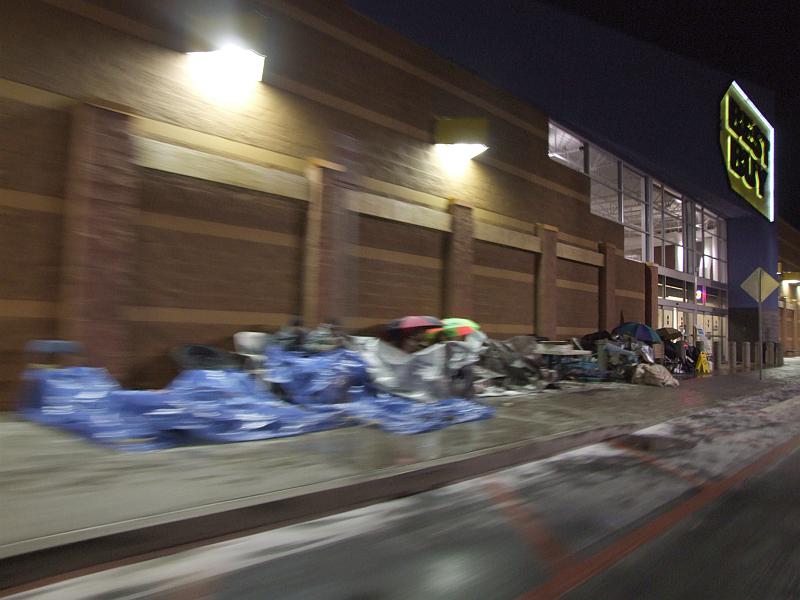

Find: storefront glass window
<box><xmin>652</xmin><ymin>205</ymin><xmax>664</xmax><ymax>238</ymax></box>
<box><xmin>623</xmin><ymin>196</ymin><xmax>645</xmax><ymax>230</ymax></box>
<box><xmin>665</xmin><ymin>277</ymin><xmax>685</xmax><ymax>302</ymax></box>
<box><xmin>663</xmin><ymin>191</ymin><xmax>682</xmax><ymax>217</ymax></box>
<box><xmin>548</xmin><ymin>121</ymin><xmax>726</xmax><ymax>282</ymax></box>
<box><xmin>706</xmin><ymin>287</ymin><xmax>721</xmax><ymax>308</ymax></box>
<box><xmin>622</xmin><ymin>166</ymin><xmax>645</xmax><ymax>200</ymax></box>
<box><xmin>653</xmin><ymin>237</ymin><xmax>666</xmax><ymax>267</ymax></box>
<box><xmin>548</xmin><ymin>123</ymin><xmax>584</xmax><ymax>171</ymax></box>
<box><xmin>624</xmin><ymin>227</ymin><xmax>645</xmax><ymax>262</ymax></box>
<box><xmin>590</xmin><ymin>180</ymin><xmax>619</xmax><ymax>221</ymax></box>
<box><xmin>704</xmin><ymin>210</ymin><xmax>721</xmax><ymax>236</ymax></box>
<box><xmin>703</xmin><ymin>233</ymin><xmax>717</xmax><ymax>259</ymax></box>
<box><xmin>588</xmin><ymin>146</ymin><xmax>618</xmax><ymax>185</ymax></box>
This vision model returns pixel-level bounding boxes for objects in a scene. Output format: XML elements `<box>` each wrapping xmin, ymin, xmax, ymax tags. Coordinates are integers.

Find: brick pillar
<box><xmin>302</xmin><ymin>160</ymin><xmax>352</xmax><ymax>328</ymax></box>
<box><xmin>535</xmin><ymin>224</ymin><xmax>558</xmax><ymax>339</ymax></box>
<box><xmin>644</xmin><ymin>262</ymin><xmax>659</xmax><ymax>328</ymax></box>
<box><xmin>598</xmin><ymin>242</ymin><xmax>617</xmax><ymax>332</ymax></box>
<box><xmin>444</xmin><ymin>199</ymin><xmax>473</xmax><ymax>317</ymax></box>
<box><xmin>59</xmin><ymin>104</ymin><xmax>139</xmax><ymax>379</ymax></box>
<box><xmin>303</xmin><ymin>132</ymin><xmax>361</xmax><ymax>329</ymax></box>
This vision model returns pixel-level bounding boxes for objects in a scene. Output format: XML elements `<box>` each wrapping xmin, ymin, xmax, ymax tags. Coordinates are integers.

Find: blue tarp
<box><xmin>20</xmin><ymin>367</ymin><xmax>347</xmax><ymax>450</ymax></box>
<box><xmin>19</xmin><ymin>349</ymin><xmax>494</xmax><ymax>450</ymax></box>
<box><xmin>266</xmin><ymin>347</ymin><xmax>494</xmax><ymax>434</ymax></box>
<box><xmin>156</xmin><ymin>370</ymin><xmax>347</xmax><ymax>442</ymax></box>
<box><xmin>19</xmin><ymin>368</ymin><xmax>171</xmax><ymax>451</ymax></box>
<box><xmin>265</xmin><ymin>347</ymin><xmax>369</xmax><ymax>405</ymax></box>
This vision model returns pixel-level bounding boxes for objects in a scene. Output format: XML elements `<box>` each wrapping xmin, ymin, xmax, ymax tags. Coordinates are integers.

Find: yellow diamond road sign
<box><xmin>740</xmin><ymin>267</ymin><xmax>779</xmax><ymax>303</ymax></box>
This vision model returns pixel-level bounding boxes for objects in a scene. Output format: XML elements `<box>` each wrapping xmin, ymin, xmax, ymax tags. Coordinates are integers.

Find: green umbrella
<box><xmin>442</xmin><ymin>318</ymin><xmax>481</xmax><ymax>330</ymax></box>
<box><xmin>613</xmin><ymin>322</ymin><xmax>662</xmax><ymax>344</ymax></box>
<box><xmin>426</xmin><ymin>317</ymin><xmax>482</xmax><ymax>339</ymax></box>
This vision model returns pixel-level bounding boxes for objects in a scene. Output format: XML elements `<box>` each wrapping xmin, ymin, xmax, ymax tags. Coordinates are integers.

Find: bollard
<box><xmin>712</xmin><ymin>341</ymin><xmax>722</xmax><ymax>370</ymax></box>
<box><xmin>765</xmin><ymin>342</ymin><xmax>775</xmax><ymax>368</ymax></box>
<box><xmin>742</xmin><ymin>341</ymin><xmax>751</xmax><ymax>370</ymax></box>
<box><xmin>729</xmin><ymin>341</ymin><xmax>737</xmax><ymax>373</ymax></box>
<box><xmin>777</xmin><ymin>342</ymin><xmax>784</xmax><ymax>366</ymax></box>
<box><xmin>596</xmin><ymin>339</ymin><xmax>608</xmax><ymax>371</ymax></box>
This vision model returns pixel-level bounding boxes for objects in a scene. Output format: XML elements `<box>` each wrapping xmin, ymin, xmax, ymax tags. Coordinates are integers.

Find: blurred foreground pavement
<box><xmin>3</xmin><ymin>360</ymin><xmax>800</xmax><ymax>592</ymax></box>
<box><xmin>7</xmin><ymin>365</ymin><xmax>800</xmax><ymax>599</ymax></box>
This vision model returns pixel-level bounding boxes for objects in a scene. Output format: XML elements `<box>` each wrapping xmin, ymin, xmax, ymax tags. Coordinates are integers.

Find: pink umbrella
<box><xmin>386</xmin><ymin>315</ymin><xmax>443</xmax><ymax>331</ymax></box>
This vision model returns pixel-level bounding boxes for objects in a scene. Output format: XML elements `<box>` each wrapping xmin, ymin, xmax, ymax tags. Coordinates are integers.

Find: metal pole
<box><xmin>759</xmin><ymin>272</ymin><xmax>763</xmax><ymax>381</ymax></box>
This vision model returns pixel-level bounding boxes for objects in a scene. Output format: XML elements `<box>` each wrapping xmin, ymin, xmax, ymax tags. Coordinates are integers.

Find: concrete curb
<box><xmin>0</xmin><ymin>423</ymin><xmax>635</xmax><ymax>592</ymax></box>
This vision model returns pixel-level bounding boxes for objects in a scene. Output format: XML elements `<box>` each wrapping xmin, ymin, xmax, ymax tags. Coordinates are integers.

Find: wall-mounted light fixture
<box><xmin>186</xmin><ymin>44</ymin><xmax>265</xmax><ymax>105</ymax></box>
<box><xmin>434</xmin><ymin>117</ymin><xmax>489</xmax><ymax>175</ymax></box>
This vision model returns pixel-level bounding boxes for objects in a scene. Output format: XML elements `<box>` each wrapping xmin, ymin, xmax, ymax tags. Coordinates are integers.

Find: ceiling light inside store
<box><xmin>186</xmin><ymin>45</ymin><xmax>265</xmax><ymax>105</ymax></box>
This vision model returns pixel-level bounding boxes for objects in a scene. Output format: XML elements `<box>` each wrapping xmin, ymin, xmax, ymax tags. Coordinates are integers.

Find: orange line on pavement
<box><xmin>520</xmin><ymin>435</ymin><xmax>800</xmax><ymax>600</ymax></box>
<box><xmin>483</xmin><ymin>480</ymin><xmax>575</xmax><ymax>573</ymax></box>
<box><xmin>610</xmin><ymin>441</ymin><xmax>706</xmax><ymax>487</ymax></box>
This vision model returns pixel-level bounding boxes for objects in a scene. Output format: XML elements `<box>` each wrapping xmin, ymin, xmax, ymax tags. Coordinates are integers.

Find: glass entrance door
<box><xmin>658</xmin><ymin>306</ymin><xmax>695</xmax><ymax>341</ymax></box>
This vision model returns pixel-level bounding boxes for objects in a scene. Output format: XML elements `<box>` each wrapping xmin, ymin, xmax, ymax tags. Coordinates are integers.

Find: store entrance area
<box><xmin>658</xmin><ymin>304</ymin><xmax>728</xmax><ymax>356</ymax></box>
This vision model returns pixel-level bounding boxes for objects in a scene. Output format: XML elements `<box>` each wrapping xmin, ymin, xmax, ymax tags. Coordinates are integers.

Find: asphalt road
<box><xmin>9</xmin><ymin>392</ymin><xmax>800</xmax><ymax>600</ymax></box>
<box><xmin>565</xmin><ymin>445</ymin><xmax>800</xmax><ymax>600</ymax></box>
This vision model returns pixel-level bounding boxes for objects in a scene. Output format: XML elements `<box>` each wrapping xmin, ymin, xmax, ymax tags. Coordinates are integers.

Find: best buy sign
<box><xmin>720</xmin><ymin>81</ymin><xmax>774</xmax><ymax>221</ymax></box>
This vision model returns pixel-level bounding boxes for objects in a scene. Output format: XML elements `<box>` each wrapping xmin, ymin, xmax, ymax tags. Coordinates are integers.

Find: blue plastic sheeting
<box><xmin>19</xmin><ymin>368</ymin><xmax>171</xmax><ymax>451</ymax></box>
<box><xmin>266</xmin><ymin>347</ymin><xmax>494</xmax><ymax>433</ymax></box>
<box><xmin>265</xmin><ymin>347</ymin><xmax>369</xmax><ymax>405</ymax></box>
<box><xmin>19</xmin><ymin>367</ymin><xmax>347</xmax><ymax>450</ymax></box>
<box><xmin>20</xmin><ymin>351</ymin><xmax>495</xmax><ymax>449</ymax></box>
<box><xmin>161</xmin><ymin>370</ymin><xmax>347</xmax><ymax>442</ymax></box>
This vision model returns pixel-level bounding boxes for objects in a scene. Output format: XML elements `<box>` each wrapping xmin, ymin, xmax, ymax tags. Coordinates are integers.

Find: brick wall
<box><xmin>556</xmin><ymin>259</ymin><xmax>600</xmax><ymax>337</ymax></box>
<box><xmin>127</xmin><ymin>169</ymin><xmax>305</xmax><ymax>387</ymax></box>
<box><xmin>473</xmin><ymin>241</ymin><xmax>535</xmax><ymax>338</ymax></box>
<box><xmin>0</xmin><ymin>97</ymin><xmax>68</xmax><ymax>408</ymax></box>
<box><xmin>0</xmin><ymin>0</ymin><xmax>616</xmax><ymax>244</ymax></box>
<box><xmin>615</xmin><ymin>257</ymin><xmax>646</xmax><ymax>324</ymax></box>
<box><xmin>352</xmin><ymin>216</ymin><xmax>445</xmax><ymax>328</ymax></box>
<box><xmin>0</xmin><ymin>0</ymin><xmax>647</xmax><ymax>398</ymax></box>
<box><xmin>780</xmin><ymin>307</ymin><xmax>795</xmax><ymax>355</ymax></box>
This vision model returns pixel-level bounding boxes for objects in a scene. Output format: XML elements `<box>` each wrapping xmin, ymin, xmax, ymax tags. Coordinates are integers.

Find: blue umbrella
<box><xmin>612</xmin><ymin>322</ymin><xmax>662</xmax><ymax>344</ymax></box>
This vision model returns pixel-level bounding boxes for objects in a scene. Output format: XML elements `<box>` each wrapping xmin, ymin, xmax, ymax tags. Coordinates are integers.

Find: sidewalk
<box><xmin>3</xmin><ymin>361</ymin><xmax>800</xmax><ymax>588</ymax></box>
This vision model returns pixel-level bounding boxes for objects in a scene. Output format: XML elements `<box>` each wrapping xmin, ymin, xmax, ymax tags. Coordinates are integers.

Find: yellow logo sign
<box><xmin>720</xmin><ymin>82</ymin><xmax>774</xmax><ymax>221</ymax></box>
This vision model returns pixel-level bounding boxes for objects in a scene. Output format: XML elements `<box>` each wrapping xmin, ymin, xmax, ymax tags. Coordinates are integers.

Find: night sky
<box><xmin>348</xmin><ymin>0</ymin><xmax>800</xmax><ymax>227</ymax></box>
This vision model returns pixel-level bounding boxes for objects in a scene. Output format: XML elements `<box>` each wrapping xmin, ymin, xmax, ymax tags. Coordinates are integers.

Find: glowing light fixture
<box><xmin>187</xmin><ymin>45</ymin><xmax>265</xmax><ymax>105</ymax></box>
<box><xmin>695</xmin><ymin>286</ymin><xmax>706</xmax><ymax>303</ymax></box>
<box><xmin>781</xmin><ymin>271</ymin><xmax>800</xmax><ymax>284</ymax></box>
<box><xmin>434</xmin><ymin>117</ymin><xmax>489</xmax><ymax>176</ymax></box>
